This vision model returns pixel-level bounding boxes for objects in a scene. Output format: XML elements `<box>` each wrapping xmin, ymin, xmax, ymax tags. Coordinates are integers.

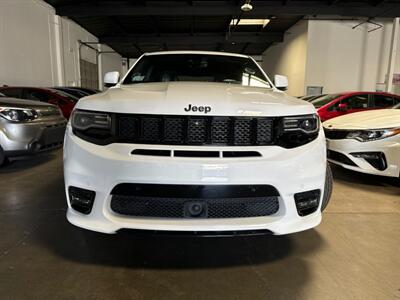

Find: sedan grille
<box><xmin>324</xmin><ymin>129</ymin><xmax>349</xmax><ymax>140</ymax></box>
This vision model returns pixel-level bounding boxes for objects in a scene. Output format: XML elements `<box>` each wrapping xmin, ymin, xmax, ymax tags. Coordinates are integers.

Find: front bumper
<box><xmin>64</xmin><ymin>125</ymin><xmax>328</xmax><ymax>235</ymax></box>
<box><xmin>326</xmin><ymin>136</ymin><xmax>400</xmax><ymax>177</ymax></box>
<box><xmin>0</xmin><ymin>117</ymin><xmax>67</xmax><ymax>156</ymax></box>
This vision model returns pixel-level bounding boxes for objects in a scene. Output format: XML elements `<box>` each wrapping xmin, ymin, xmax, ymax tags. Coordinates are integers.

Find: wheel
<box><xmin>321</xmin><ymin>164</ymin><xmax>333</xmax><ymax>212</ymax></box>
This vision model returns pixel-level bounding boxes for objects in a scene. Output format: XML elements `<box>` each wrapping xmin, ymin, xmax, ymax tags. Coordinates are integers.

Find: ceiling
<box><xmin>45</xmin><ymin>0</ymin><xmax>400</xmax><ymax>58</ymax></box>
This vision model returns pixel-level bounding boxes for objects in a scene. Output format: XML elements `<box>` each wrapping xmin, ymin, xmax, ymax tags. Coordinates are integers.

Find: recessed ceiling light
<box><xmin>240</xmin><ymin>2</ymin><xmax>253</xmax><ymax>12</ymax></box>
<box><xmin>230</xmin><ymin>19</ymin><xmax>271</xmax><ymax>28</ymax></box>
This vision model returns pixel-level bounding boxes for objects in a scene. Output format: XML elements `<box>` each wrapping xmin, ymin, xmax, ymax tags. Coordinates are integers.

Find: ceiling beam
<box><xmin>56</xmin><ymin>2</ymin><xmax>400</xmax><ymax>18</ymax></box>
<box><xmin>99</xmin><ymin>33</ymin><xmax>283</xmax><ymax>44</ymax></box>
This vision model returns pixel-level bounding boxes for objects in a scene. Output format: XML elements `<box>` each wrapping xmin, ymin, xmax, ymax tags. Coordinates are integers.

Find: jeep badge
<box><xmin>184</xmin><ymin>104</ymin><xmax>211</xmax><ymax>114</ymax></box>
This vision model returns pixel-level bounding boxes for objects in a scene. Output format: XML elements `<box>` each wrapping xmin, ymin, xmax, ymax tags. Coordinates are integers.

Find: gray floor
<box><xmin>0</xmin><ymin>150</ymin><xmax>399</xmax><ymax>300</ymax></box>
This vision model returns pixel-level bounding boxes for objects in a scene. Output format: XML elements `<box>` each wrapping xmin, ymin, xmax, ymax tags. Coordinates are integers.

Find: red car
<box><xmin>0</xmin><ymin>87</ymin><xmax>78</xmax><ymax>119</ymax></box>
<box><xmin>310</xmin><ymin>91</ymin><xmax>400</xmax><ymax>122</ymax></box>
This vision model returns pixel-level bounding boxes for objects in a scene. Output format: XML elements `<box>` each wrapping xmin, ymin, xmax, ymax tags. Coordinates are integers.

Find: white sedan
<box><xmin>323</xmin><ymin>104</ymin><xmax>400</xmax><ymax>177</ymax></box>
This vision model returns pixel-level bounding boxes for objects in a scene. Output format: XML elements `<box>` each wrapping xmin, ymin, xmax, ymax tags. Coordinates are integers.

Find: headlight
<box><xmin>71</xmin><ymin>110</ymin><xmax>113</xmax><ymax>145</ymax></box>
<box><xmin>279</xmin><ymin>114</ymin><xmax>320</xmax><ymax>148</ymax></box>
<box><xmin>346</xmin><ymin>128</ymin><xmax>400</xmax><ymax>142</ymax></box>
<box><xmin>283</xmin><ymin>114</ymin><xmax>320</xmax><ymax>133</ymax></box>
<box><xmin>72</xmin><ymin>110</ymin><xmax>111</xmax><ymax>130</ymax></box>
<box><xmin>0</xmin><ymin>107</ymin><xmax>38</xmax><ymax>122</ymax></box>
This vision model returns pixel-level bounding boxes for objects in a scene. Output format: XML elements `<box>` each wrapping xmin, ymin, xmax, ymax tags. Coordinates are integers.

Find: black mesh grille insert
<box><xmin>233</xmin><ymin>118</ymin><xmax>252</xmax><ymax>145</ymax></box>
<box><xmin>211</xmin><ymin>117</ymin><xmax>230</xmax><ymax>144</ymax></box>
<box><xmin>256</xmin><ymin>118</ymin><xmax>273</xmax><ymax>144</ymax></box>
<box><xmin>119</xmin><ymin>116</ymin><xmax>137</xmax><ymax>139</ymax></box>
<box><xmin>187</xmin><ymin>118</ymin><xmax>207</xmax><ymax>144</ymax></box>
<box><xmin>110</xmin><ymin>184</ymin><xmax>280</xmax><ymax>219</ymax></box>
<box><xmin>164</xmin><ymin>117</ymin><xmax>184</xmax><ymax>143</ymax></box>
<box><xmin>141</xmin><ymin>117</ymin><xmax>161</xmax><ymax>142</ymax></box>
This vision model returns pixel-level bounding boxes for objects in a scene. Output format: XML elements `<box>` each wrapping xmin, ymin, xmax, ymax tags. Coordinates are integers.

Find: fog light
<box><xmin>68</xmin><ymin>186</ymin><xmax>96</xmax><ymax>214</ymax></box>
<box><xmin>350</xmin><ymin>152</ymin><xmax>387</xmax><ymax>171</ymax></box>
<box><xmin>294</xmin><ymin>190</ymin><xmax>321</xmax><ymax>216</ymax></box>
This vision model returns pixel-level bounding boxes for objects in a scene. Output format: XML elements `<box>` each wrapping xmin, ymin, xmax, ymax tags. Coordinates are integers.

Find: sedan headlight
<box><xmin>346</xmin><ymin>128</ymin><xmax>400</xmax><ymax>142</ymax></box>
<box><xmin>0</xmin><ymin>107</ymin><xmax>38</xmax><ymax>122</ymax></box>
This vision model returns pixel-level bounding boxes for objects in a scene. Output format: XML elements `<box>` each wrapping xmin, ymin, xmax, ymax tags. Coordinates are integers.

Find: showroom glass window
<box><xmin>123</xmin><ymin>54</ymin><xmax>271</xmax><ymax>88</ymax></box>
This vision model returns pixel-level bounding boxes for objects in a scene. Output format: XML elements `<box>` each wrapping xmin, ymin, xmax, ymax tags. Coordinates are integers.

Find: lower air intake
<box><xmin>110</xmin><ymin>184</ymin><xmax>280</xmax><ymax>219</ymax></box>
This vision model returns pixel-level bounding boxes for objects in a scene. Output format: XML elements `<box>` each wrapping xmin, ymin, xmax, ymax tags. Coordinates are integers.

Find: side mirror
<box><xmin>338</xmin><ymin>103</ymin><xmax>348</xmax><ymax>111</ymax></box>
<box><xmin>274</xmin><ymin>75</ymin><xmax>288</xmax><ymax>91</ymax></box>
<box><xmin>104</xmin><ymin>71</ymin><xmax>120</xmax><ymax>87</ymax></box>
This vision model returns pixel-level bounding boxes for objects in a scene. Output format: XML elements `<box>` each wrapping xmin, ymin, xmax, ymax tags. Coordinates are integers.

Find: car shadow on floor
<box><xmin>15</xmin><ymin>208</ymin><xmax>326</xmax><ymax>299</ymax></box>
<box><xmin>35</xmin><ymin>210</ymin><xmax>326</xmax><ymax>270</ymax></box>
<box><xmin>330</xmin><ymin>164</ymin><xmax>400</xmax><ymax>188</ymax></box>
<box><xmin>0</xmin><ymin>152</ymin><xmax>57</xmax><ymax>174</ymax></box>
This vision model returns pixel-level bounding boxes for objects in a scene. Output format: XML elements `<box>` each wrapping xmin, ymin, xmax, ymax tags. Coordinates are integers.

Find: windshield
<box><xmin>394</xmin><ymin>103</ymin><xmax>400</xmax><ymax>109</ymax></box>
<box><xmin>122</xmin><ymin>54</ymin><xmax>271</xmax><ymax>88</ymax></box>
<box><xmin>311</xmin><ymin>94</ymin><xmax>342</xmax><ymax>108</ymax></box>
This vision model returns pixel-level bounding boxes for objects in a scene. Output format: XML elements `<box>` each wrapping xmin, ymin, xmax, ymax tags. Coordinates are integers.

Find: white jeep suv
<box><xmin>64</xmin><ymin>51</ymin><xmax>332</xmax><ymax>235</ymax></box>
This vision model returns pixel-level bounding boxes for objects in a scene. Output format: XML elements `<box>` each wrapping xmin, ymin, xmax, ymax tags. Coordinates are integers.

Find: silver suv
<box><xmin>0</xmin><ymin>97</ymin><xmax>67</xmax><ymax>166</ymax></box>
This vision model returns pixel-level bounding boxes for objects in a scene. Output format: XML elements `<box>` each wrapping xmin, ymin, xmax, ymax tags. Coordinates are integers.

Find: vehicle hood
<box><xmin>77</xmin><ymin>82</ymin><xmax>315</xmax><ymax>117</ymax></box>
<box><xmin>323</xmin><ymin>109</ymin><xmax>400</xmax><ymax>130</ymax></box>
<box><xmin>0</xmin><ymin>97</ymin><xmax>57</xmax><ymax>109</ymax></box>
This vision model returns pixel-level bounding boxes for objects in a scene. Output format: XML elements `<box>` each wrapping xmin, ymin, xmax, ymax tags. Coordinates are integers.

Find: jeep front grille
<box><xmin>72</xmin><ymin>111</ymin><xmax>319</xmax><ymax>148</ymax></box>
<box><xmin>118</xmin><ymin>115</ymin><xmax>274</xmax><ymax>146</ymax></box>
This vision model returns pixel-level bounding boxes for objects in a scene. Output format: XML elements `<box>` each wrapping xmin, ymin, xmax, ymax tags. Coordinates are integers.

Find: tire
<box><xmin>321</xmin><ymin>164</ymin><xmax>333</xmax><ymax>212</ymax></box>
<box><xmin>0</xmin><ymin>146</ymin><xmax>5</xmax><ymax>167</ymax></box>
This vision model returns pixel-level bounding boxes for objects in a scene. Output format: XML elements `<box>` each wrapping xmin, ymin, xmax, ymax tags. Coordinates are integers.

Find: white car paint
<box><xmin>64</xmin><ymin>51</ymin><xmax>329</xmax><ymax>234</ymax></box>
<box><xmin>78</xmin><ymin>82</ymin><xmax>313</xmax><ymax>117</ymax></box>
<box><xmin>324</xmin><ymin>107</ymin><xmax>400</xmax><ymax>177</ymax></box>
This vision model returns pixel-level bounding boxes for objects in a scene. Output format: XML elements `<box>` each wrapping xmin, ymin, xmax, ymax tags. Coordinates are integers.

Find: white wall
<box><xmin>60</xmin><ymin>17</ymin><xmax>98</xmax><ymax>87</ymax></box>
<box><xmin>305</xmin><ymin>19</ymin><xmax>398</xmax><ymax>94</ymax></box>
<box><xmin>262</xmin><ymin>20</ymin><xmax>309</xmax><ymax>96</ymax></box>
<box><xmin>0</xmin><ymin>0</ymin><xmax>123</xmax><ymax>89</ymax></box>
<box><xmin>0</xmin><ymin>0</ymin><xmax>58</xmax><ymax>86</ymax></box>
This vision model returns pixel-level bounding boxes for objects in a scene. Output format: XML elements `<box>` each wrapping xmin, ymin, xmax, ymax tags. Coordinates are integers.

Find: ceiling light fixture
<box><xmin>230</xmin><ymin>19</ymin><xmax>270</xmax><ymax>28</ymax></box>
<box><xmin>241</xmin><ymin>1</ymin><xmax>253</xmax><ymax>12</ymax></box>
